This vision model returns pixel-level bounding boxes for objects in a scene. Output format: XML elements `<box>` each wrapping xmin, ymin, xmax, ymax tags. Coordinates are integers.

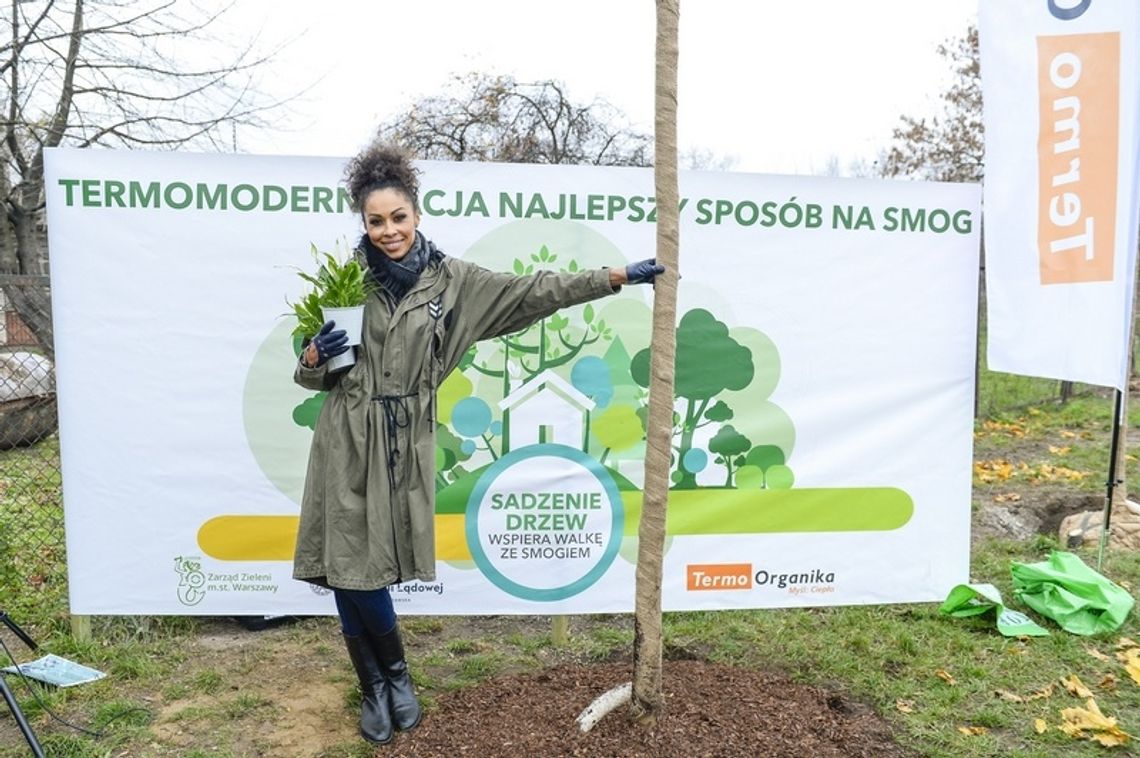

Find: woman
<box><xmin>293</xmin><ymin>142</ymin><xmax>663</xmax><ymax>745</ymax></box>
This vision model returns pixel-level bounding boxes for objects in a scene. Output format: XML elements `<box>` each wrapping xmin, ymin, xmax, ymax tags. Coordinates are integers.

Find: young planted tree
<box><xmin>578</xmin><ymin>0</ymin><xmax>679</xmax><ymax>732</ymax></box>
<box><xmin>630</xmin><ymin>0</ymin><xmax>679</xmax><ymax>723</ymax></box>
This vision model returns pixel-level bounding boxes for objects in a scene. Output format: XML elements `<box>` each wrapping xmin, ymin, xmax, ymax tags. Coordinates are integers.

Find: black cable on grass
<box><xmin>0</xmin><ymin>634</ymin><xmax>153</xmax><ymax>738</ymax></box>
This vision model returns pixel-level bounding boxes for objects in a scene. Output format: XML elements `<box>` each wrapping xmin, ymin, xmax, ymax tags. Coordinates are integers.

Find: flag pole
<box><xmin>1097</xmin><ymin>198</ymin><xmax>1140</xmax><ymax>571</ymax></box>
<box><xmin>1097</xmin><ymin>387</ymin><xmax>1126</xmax><ymax>571</ymax></box>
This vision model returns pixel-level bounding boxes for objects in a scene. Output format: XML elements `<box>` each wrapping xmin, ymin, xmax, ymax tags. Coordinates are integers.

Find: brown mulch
<box><xmin>388</xmin><ymin>660</ymin><xmax>915</xmax><ymax>757</ymax></box>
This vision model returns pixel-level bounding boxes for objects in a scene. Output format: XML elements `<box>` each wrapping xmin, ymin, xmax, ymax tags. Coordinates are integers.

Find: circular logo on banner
<box><xmin>465</xmin><ymin>444</ymin><xmax>623</xmax><ymax>601</ymax></box>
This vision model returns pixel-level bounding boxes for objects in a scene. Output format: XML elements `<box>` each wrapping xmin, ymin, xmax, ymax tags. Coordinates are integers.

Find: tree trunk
<box><xmin>3</xmin><ymin>203</ymin><xmax>54</xmax><ymax>358</ymax></box>
<box><xmin>630</xmin><ymin>0</ymin><xmax>679</xmax><ymax>725</ymax></box>
<box><xmin>1060</xmin><ymin>381</ymin><xmax>1074</xmax><ymax>403</ymax></box>
<box><xmin>0</xmin><ymin>168</ymin><xmax>16</xmax><ymax>275</ymax></box>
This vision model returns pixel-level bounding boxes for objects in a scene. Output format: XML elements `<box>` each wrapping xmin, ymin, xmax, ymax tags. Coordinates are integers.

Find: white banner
<box><xmin>44</xmin><ymin>148</ymin><xmax>980</xmax><ymax>615</ymax></box>
<box><xmin>980</xmin><ymin>0</ymin><xmax>1140</xmax><ymax>389</ymax></box>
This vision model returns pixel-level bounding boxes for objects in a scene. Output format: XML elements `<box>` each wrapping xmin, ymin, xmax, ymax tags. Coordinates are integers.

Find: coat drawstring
<box><xmin>373</xmin><ymin>393</ymin><xmax>416</xmax><ymax>492</ymax></box>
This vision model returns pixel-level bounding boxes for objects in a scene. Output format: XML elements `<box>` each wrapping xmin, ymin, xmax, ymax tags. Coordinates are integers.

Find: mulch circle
<box><xmin>387</xmin><ymin>660</ymin><xmax>914</xmax><ymax>757</ymax></box>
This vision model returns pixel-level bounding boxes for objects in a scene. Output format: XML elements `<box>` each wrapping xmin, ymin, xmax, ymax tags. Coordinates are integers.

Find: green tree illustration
<box><xmin>592</xmin><ymin>404</ymin><xmax>644</xmax><ymax>465</ymax></box>
<box><xmin>704</xmin><ymin>400</ymin><xmax>733</xmax><ymax>424</ymax></box>
<box><xmin>631</xmin><ymin>308</ymin><xmax>754</xmax><ymax>488</ymax></box>
<box><xmin>466</xmin><ymin>245</ymin><xmax>613</xmax><ymax>397</ymax></box>
<box><xmin>708</xmin><ymin>424</ymin><xmax>751</xmax><ymax>487</ymax></box>
<box><xmin>452</xmin><ymin>397</ymin><xmax>501</xmax><ymax>461</ymax></box>
<box><xmin>434</xmin><ymin>423</ymin><xmax>473</xmax><ymax>490</ymax></box>
<box><xmin>292</xmin><ymin>393</ymin><xmax>326</xmax><ymax>431</ymax></box>
<box><xmin>737</xmin><ymin>445</ymin><xmax>794</xmax><ymax>490</ymax></box>
<box><xmin>571</xmin><ymin>356</ymin><xmax>614</xmax><ymax>453</ymax></box>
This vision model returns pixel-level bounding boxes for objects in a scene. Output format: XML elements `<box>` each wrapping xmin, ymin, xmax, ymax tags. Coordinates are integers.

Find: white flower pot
<box><xmin>322</xmin><ymin>305</ymin><xmax>365</xmax><ymax>372</ymax></box>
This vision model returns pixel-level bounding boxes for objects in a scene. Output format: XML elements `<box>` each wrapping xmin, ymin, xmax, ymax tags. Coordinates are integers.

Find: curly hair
<box><xmin>343</xmin><ymin>142</ymin><xmax>421</xmax><ymax>213</ymax></box>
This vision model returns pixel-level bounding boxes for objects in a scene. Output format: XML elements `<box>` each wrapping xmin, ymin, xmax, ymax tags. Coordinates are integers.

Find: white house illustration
<box><xmin>498</xmin><ymin>369</ymin><xmax>594</xmax><ymax>454</ymax></box>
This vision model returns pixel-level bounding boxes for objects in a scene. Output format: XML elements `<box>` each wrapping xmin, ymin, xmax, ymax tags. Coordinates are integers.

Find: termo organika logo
<box><xmin>686</xmin><ymin>563</ymin><xmax>836</xmax><ymax>592</ymax></box>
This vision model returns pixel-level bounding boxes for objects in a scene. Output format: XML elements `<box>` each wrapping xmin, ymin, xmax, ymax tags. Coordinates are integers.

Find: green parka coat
<box><xmin>292</xmin><ymin>247</ymin><xmax>617</xmax><ymax>590</ymax></box>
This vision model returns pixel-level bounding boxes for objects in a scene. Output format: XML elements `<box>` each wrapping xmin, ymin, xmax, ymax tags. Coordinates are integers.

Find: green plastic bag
<box><xmin>1010</xmin><ymin>551</ymin><xmax>1134</xmax><ymax>636</ymax></box>
<box><xmin>940</xmin><ymin>583</ymin><xmax>1049</xmax><ymax>636</ymax></box>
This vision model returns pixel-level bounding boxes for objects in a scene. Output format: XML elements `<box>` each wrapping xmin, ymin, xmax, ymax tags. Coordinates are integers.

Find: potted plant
<box><xmin>287</xmin><ymin>242</ymin><xmax>372</xmax><ymax>372</ymax></box>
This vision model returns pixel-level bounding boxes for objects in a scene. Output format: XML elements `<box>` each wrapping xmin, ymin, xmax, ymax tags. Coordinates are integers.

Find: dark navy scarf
<box><xmin>359</xmin><ymin>230</ymin><xmax>442</xmax><ymax>302</ymax></box>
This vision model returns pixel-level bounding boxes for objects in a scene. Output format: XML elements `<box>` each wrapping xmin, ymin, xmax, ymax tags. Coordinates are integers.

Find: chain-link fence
<box><xmin>0</xmin><ymin>275</ymin><xmax>65</xmax><ymax>627</ymax></box>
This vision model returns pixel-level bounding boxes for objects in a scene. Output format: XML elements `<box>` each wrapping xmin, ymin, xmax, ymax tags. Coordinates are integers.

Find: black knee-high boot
<box><xmin>342</xmin><ymin>633</ymin><xmax>394</xmax><ymax>744</ymax></box>
<box><xmin>369</xmin><ymin>625</ymin><xmax>422</xmax><ymax>731</ymax></box>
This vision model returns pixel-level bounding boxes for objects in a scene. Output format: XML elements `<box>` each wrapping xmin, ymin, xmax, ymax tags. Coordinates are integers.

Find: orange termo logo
<box><xmin>686</xmin><ymin>563</ymin><xmax>753</xmax><ymax>591</ymax></box>
<box><xmin>1037</xmin><ymin>32</ymin><xmax>1120</xmax><ymax>284</ymax></box>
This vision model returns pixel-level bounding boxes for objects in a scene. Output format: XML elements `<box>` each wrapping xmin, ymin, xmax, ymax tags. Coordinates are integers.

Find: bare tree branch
<box><xmin>0</xmin><ymin>0</ymin><xmax>296</xmax><ymax>360</ymax></box>
<box><xmin>877</xmin><ymin>25</ymin><xmax>982</xmax><ymax>183</ymax></box>
<box><xmin>378</xmin><ymin>72</ymin><xmax>652</xmax><ymax>167</ymax></box>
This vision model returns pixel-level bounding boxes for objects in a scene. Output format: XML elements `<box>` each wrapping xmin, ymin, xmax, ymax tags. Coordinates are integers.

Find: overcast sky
<box><xmin>233</xmin><ymin>1</ymin><xmax>979</xmax><ymax>175</ymax></box>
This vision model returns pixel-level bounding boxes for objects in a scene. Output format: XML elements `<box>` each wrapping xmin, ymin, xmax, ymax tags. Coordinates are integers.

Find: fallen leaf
<box><xmin>1030</xmin><ymin>463</ymin><xmax>1089</xmax><ymax>482</ymax></box>
<box><xmin>1034</xmin><ymin>718</ymin><xmax>1048</xmax><ymax>734</ymax></box>
<box><xmin>936</xmin><ymin>669</ymin><xmax>957</xmax><ymax>685</ymax></box>
<box><xmin>1115</xmin><ymin>637</ymin><xmax>1138</xmax><ymax>650</ymax></box>
<box><xmin>1058</xmin><ymin>698</ymin><xmax>1131</xmax><ymax>747</ymax></box>
<box><xmin>974</xmin><ymin>459</ymin><xmax>1015</xmax><ymax>483</ymax></box>
<box><xmin>1086</xmin><ymin>646</ymin><xmax>1111</xmax><ymax>662</ymax></box>
<box><xmin>996</xmin><ymin>683</ymin><xmax>1055</xmax><ymax>702</ymax></box>
<box><xmin>994</xmin><ymin>493</ymin><xmax>1022</xmax><ymax>503</ymax></box>
<box><xmin>895</xmin><ymin>699</ymin><xmax>915</xmax><ymax>714</ymax></box>
<box><xmin>1060</xmin><ymin>430</ymin><xmax>1078</xmax><ymax>439</ymax></box>
<box><xmin>958</xmin><ymin>726</ymin><xmax>988</xmax><ymax>736</ymax></box>
<box><xmin>1062</xmin><ymin>674</ymin><xmax>1094</xmax><ymax>698</ymax></box>
<box><xmin>1048</xmin><ymin>445</ymin><xmax>1071</xmax><ymax>455</ymax></box>
<box><xmin>1116</xmin><ymin>647</ymin><xmax>1140</xmax><ymax>686</ymax></box>
<box><xmin>1100</xmin><ymin>674</ymin><xmax>1119</xmax><ymax>692</ymax></box>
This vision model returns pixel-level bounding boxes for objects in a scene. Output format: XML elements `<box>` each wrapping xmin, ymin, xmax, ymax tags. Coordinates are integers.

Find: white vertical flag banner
<box><xmin>981</xmin><ymin>0</ymin><xmax>1140</xmax><ymax>389</ymax></box>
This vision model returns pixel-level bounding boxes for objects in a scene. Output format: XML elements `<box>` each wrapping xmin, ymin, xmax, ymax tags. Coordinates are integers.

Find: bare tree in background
<box><xmin>0</xmin><ymin>0</ymin><xmax>285</xmax><ymax>355</ymax></box>
<box><xmin>877</xmin><ymin>25</ymin><xmax>981</xmax><ymax>183</ymax></box>
<box><xmin>377</xmin><ymin>72</ymin><xmax>652</xmax><ymax>167</ymax></box>
<box><xmin>680</xmin><ymin>145</ymin><xmax>736</xmax><ymax>172</ymax></box>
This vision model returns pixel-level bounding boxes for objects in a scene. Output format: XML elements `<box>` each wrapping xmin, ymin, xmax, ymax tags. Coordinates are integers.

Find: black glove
<box><xmin>625</xmin><ymin>258</ymin><xmax>666</xmax><ymax>285</ymax></box>
<box><xmin>309</xmin><ymin>320</ymin><xmax>349</xmax><ymax>366</ymax></box>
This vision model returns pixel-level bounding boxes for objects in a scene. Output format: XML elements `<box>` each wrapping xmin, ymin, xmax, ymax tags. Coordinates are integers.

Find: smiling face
<box><xmin>362</xmin><ymin>187</ymin><xmax>420</xmax><ymax>260</ymax></box>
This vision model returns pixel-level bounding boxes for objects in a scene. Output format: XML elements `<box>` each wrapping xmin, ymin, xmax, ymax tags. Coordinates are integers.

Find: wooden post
<box><xmin>70</xmin><ymin>614</ymin><xmax>91</xmax><ymax>642</ymax></box>
<box><xmin>551</xmin><ymin>615</ymin><xmax>569</xmax><ymax>646</ymax></box>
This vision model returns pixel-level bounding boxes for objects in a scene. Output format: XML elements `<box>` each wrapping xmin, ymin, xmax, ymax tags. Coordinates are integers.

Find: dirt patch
<box><xmin>973</xmin><ymin>488</ymin><xmax>1104</xmax><ymax>545</ymax></box>
<box><xmin>390</xmin><ymin>660</ymin><xmax>913</xmax><ymax>758</ymax></box>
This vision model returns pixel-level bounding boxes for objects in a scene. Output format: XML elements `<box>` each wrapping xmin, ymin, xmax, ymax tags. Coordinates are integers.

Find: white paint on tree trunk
<box><xmin>576</xmin><ymin>682</ymin><xmax>632</xmax><ymax>732</ymax></box>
